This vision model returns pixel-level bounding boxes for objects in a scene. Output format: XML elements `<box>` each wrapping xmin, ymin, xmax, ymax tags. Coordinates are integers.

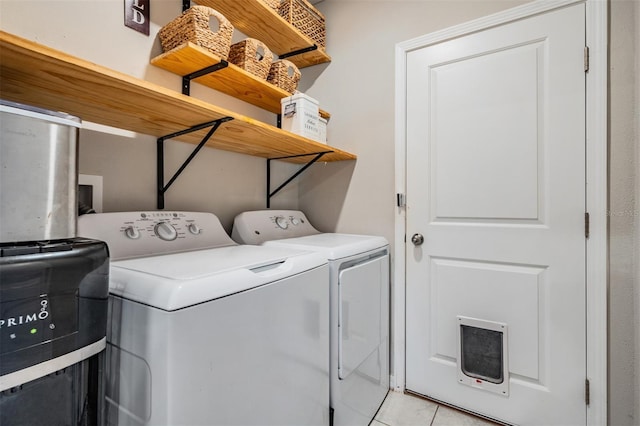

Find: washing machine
<box><xmin>78</xmin><ymin>211</ymin><xmax>330</xmax><ymax>426</ymax></box>
<box><xmin>232</xmin><ymin>210</ymin><xmax>390</xmax><ymax>426</ymax></box>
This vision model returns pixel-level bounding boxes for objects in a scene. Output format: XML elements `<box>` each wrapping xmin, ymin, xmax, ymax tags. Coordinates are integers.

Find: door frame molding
<box><xmin>393</xmin><ymin>1</ymin><xmax>608</xmax><ymax>424</ymax></box>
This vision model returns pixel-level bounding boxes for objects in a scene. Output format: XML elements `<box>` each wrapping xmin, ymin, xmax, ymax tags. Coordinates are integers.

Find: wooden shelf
<box><xmin>194</xmin><ymin>0</ymin><xmax>330</xmax><ymax>68</ymax></box>
<box><xmin>0</xmin><ymin>31</ymin><xmax>354</xmax><ymax>164</ymax></box>
<box><xmin>150</xmin><ymin>42</ymin><xmax>330</xmax><ymax>119</ymax></box>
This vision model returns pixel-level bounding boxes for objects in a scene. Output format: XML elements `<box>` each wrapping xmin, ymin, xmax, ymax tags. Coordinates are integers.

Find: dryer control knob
<box><xmin>187</xmin><ymin>223</ymin><xmax>201</xmax><ymax>235</ymax></box>
<box><xmin>155</xmin><ymin>221</ymin><xmax>178</xmax><ymax>241</ymax></box>
<box><xmin>275</xmin><ymin>216</ymin><xmax>289</xmax><ymax>229</ymax></box>
<box><xmin>124</xmin><ymin>226</ymin><xmax>140</xmax><ymax>240</ymax></box>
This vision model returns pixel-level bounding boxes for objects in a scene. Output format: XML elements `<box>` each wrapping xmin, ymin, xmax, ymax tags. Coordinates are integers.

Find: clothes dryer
<box><xmin>233</xmin><ymin>210</ymin><xmax>389</xmax><ymax>426</ymax></box>
<box><xmin>79</xmin><ymin>211</ymin><xmax>330</xmax><ymax>426</ymax></box>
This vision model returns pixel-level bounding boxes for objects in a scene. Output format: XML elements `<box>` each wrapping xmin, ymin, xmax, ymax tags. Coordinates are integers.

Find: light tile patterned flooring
<box><xmin>372</xmin><ymin>391</ymin><xmax>497</xmax><ymax>426</ymax></box>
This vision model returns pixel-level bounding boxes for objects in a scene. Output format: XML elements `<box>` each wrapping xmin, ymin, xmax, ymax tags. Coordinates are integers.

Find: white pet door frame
<box><xmin>457</xmin><ymin>316</ymin><xmax>509</xmax><ymax>396</ymax></box>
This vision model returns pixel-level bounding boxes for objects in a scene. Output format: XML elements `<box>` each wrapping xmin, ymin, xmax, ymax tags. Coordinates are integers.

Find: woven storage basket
<box><xmin>260</xmin><ymin>0</ymin><xmax>280</xmax><ymax>10</ymax></box>
<box><xmin>278</xmin><ymin>0</ymin><xmax>326</xmax><ymax>48</ymax></box>
<box><xmin>228</xmin><ymin>38</ymin><xmax>274</xmax><ymax>80</ymax></box>
<box><xmin>159</xmin><ymin>6</ymin><xmax>234</xmax><ymax>59</ymax></box>
<box><xmin>267</xmin><ymin>60</ymin><xmax>301</xmax><ymax>94</ymax></box>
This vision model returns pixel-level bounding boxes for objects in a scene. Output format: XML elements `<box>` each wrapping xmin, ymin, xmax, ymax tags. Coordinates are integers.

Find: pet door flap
<box><xmin>456</xmin><ymin>316</ymin><xmax>509</xmax><ymax>396</ymax></box>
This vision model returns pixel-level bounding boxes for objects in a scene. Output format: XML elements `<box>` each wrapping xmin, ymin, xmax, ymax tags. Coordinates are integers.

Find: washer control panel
<box><xmin>232</xmin><ymin>210</ymin><xmax>320</xmax><ymax>245</ymax></box>
<box><xmin>78</xmin><ymin>211</ymin><xmax>235</xmax><ymax>260</ymax></box>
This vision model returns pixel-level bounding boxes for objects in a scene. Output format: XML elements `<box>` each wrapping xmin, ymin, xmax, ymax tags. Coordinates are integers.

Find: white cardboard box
<box><xmin>281</xmin><ymin>93</ymin><xmax>320</xmax><ymax>141</ymax></box>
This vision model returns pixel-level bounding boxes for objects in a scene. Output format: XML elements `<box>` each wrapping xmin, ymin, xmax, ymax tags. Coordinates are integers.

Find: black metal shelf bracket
<box><xmin>157</xmin><ymin>116</ymin><xmax>234</xmax><ymax>209</ymax></box>
<box><xmin>266</xmin><ymin>151</ymin><xmax>332</xmax><ymax>208</ymax></box>
<box><xmin>278</xmin><ymin>44</ymin><xmax>319</xmax><ymax>60</ymax></box>
<box><xmin>182</xmin><ymin>61</ymin><xmax>229</xmax><ymax>96</ymax></box>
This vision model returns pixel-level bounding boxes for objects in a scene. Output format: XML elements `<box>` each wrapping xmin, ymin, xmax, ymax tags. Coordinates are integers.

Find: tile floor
<box><xmin>372</xmin><ymin>391</ymin><xmax>497</xmax><ymax>426</ymax></box>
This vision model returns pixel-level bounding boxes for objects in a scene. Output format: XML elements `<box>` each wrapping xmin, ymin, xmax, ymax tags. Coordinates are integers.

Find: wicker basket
<box><xmin>228</xmin><ymin>38</ymin><xmax>274</xmax><ymax>80</ymax></box>
<box><xmin>267</xmin><ymin>60</ymin><xmax>301</xmax><ymax>94</ymax></box>
<box><xmin>158</xmin><ymin>6</ymin><xmax>234</xmax><ymax>59</ymax></box>
<box><xmin>260</xmin><ymin>0</ymin><xmax>280</xmax><ymax>10</ymax></box>
<box><xmin>278</xmin><ymin>0</ymin><xmax>325</xmax><ymax>49</ymax></box>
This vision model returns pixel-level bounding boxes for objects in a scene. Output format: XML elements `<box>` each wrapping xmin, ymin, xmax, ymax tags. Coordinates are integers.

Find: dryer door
<box><xmin>338</xmin><ymin>252</ymin><xmax>389</xmax><ymax>380</ymax></box>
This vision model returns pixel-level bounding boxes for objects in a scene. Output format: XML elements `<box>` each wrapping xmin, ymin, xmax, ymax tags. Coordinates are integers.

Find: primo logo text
<box><xmin>0</xmin><ymin>299</ymin><xmax>50</xmax><ymax>328</ymax></box>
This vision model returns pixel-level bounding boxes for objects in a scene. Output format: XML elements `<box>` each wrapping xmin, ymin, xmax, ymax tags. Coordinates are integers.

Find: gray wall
<box><xmin>608</xmin><ymin>1</ymin><xmax>640</xmax><ymax>424</ymax></box>
<box><xmin>1</xmin><ymin>0</ymin><xmax>637</xmax><ymax>423</ymax></box>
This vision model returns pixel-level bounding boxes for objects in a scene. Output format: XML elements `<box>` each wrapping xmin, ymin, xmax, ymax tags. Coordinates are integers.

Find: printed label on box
<box><xmin>283</xmin><ymin>102</ymin><xmax>296</xmax><ymax>118</ymax></box>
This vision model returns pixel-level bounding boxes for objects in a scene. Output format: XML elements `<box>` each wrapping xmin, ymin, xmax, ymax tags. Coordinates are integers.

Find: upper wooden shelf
<box><xmin>150</xmin><ymin>42</ymin><xmax>330</xmax><ymax>119</ymax></box>
<box><xmin>193</xmin><ymin>0</ymin><xmax>330</xmax><ymax>68</ymax></box>
<box><xmin>0</xmin><ymin>32</ymin><xmax>354</xmax><ymax>164</ymax></box>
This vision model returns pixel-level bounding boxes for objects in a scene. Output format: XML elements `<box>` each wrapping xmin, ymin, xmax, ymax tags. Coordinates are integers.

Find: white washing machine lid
<box><xmin>262</xmin><ymin>233</ymin><xmax>388</xmax><ymax>260</ymax></box>
<box><xmin>109</xmin><ymin>245</ymin><xmax>326</xmax><ymax>311</ymax></box>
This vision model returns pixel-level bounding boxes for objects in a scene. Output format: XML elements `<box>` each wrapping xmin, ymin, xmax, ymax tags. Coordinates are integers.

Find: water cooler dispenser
<box><xmin>0</xmin><ymin>100</ymin><xmax>110</xmax><ymax>425</ymax></box>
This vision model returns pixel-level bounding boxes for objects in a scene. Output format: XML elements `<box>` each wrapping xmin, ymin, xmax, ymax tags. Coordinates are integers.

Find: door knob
<box><xmin>411</xmin><ymin>233</ymin><xmax>424</xmax><ymax>246</ymax></box>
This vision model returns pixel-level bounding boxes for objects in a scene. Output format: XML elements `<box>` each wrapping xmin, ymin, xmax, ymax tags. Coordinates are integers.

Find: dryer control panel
<box><xmin>78</xmin><ymin>211</ymin><xmax>236</xmax><ymax>260</ymax></box>
<box><xmin>232</xmin><ymin>210</ymin><xmax>320</xmax><ymax>245</ymax></box>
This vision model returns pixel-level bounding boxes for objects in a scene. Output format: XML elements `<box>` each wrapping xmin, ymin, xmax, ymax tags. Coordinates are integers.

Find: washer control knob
<box><xmin>275</xmin><ymin>216</ymin><xmax>289</xmax><ymax>229</ymax></box>
<box><xmin>291</xmin><ymin>218</ymin><xmax>300</xmax><ymax>226</ymax></box>
<box><xmin>187</xmin><ymin>223</ymin><xmax>201</xmax><ymax>235</ymax></box>
<box><xmin>124</xmin><ymin>226</ymin><xmax>140</xmax><ymax>240</ymax></box>
<box><xmin>155</xmin><ymin>221</ymin><xmax>178</xmax><ymax>241</ymax></box>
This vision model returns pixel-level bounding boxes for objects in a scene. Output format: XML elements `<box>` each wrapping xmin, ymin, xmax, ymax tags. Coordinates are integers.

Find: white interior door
<box><xmin>405</xmin><ymin>4</ymin><xmax>586</xmax><ymax>425</ymax></box>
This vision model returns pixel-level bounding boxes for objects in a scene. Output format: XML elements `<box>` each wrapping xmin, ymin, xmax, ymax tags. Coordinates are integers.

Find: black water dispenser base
<box><xmin>0</xmin><ymin>353</ymin><xmax>104</xmax><ymax>426</ymax></box>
